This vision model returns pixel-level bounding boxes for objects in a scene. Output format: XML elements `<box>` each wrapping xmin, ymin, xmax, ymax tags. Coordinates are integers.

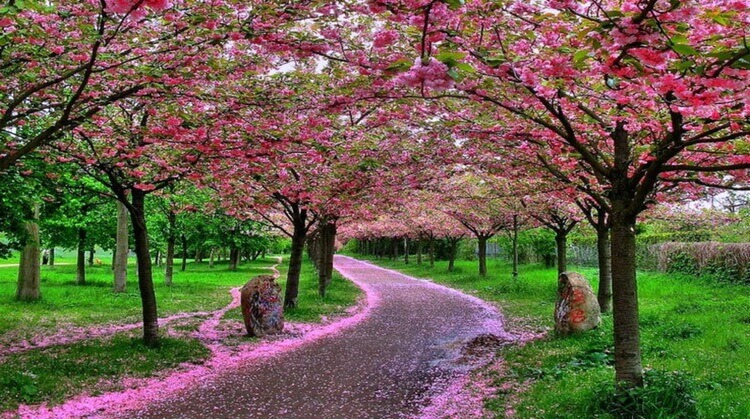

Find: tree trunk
<box><xmin>229</xmin><ymin>248</ymin><xmax>239</xmax><ymax>271</ymax></box>
<box><xmin>285</xmin><ymin>226</ymin><xmax>307</xmax><ymax>310</ymax></box>
<box><xmin>181</xmin><ymin>234</ymin><xmax>187</xmax><ymax>272</ymax></box>
<box><xmin>113</xmin><ymin>201</ymin><xmax>128</xmax><ymax>293</ymax></box>
<box><xmin>448</xmin><ymin>238</ymin><xmax>458</xmax><ymax>272</ymax></box>
<box><xmin>417</xmin><ymin>239</ymin><xmax>423</xmax><ymax>265</ymax></box>
<box><xmin>88</xmin><ymin>248</ymin><xmax>95</xmax><ymax>266</ymax></box>
<box><xmin>318</xmin><ymin>220</ymin><xmax>337</xmax><ymax>298</ymax></box>
<box><xmin>597</xmin><ymin>224</ymin><xmax>613</xmax><ymax>313</ymax></box>
<box><xmin>16</xmin><ymin>207</ymin><xmax>41</xmax><ymax>301</ymax></box>
<box><xmin>512</xmin><ymin>215</ymin><xmax>519</xmax><ymax>279</ymax></box>
<box><xmin>76</xmin><ymin>228</ymin><xmax>86</xmax><ymax>285</ymax></box>
<box><xmin>164</xmin><ymin>211</ymin><xmax>176</xmax><ymax>286</ymax></box>
<box><xmin>428</xmin><ymin>236</ymin><xmax>435</xmax><ymax>268</ymax></box>
<box><xmin>555</xmin><ymin>231</ymin><xmax>568</xmax><ymax>275</ymax></box>
<box><xmin>153</xmin><ymin>249</ymin><xmax>160</xmax><ymax>267</ymax></box>
<box><xmin>478</xmin><ymin>235</ymin><xmax>488</xmax><ymax>277</ymax></box>
<box><xmin>404</xmin><ymin>238</ymin><xmax>409</xmax><ymax>264</ymax></box>
<box><xmin>209</xmin><ymin>247</ymin><xmax>215</xmax><ymax>268</ymax></box>
<box><xmin>129</xmin><ymin>190</ymin><xmax>159</xmax><ymax>347</ymax></box>
<box><xmin>610</xmin><ymin>207</ymin><xmax>643</xmax><ymax>387</ymax></box>
<box><xmin>195</xmin><ymin>249</ymin><xmax>202</xmax><ymax>264</ymax></box>
<box><xmin>49</xmin><ymin>248</ymin><xmax>55</xmax><ymax>267</ymax></box>
<box><xmin>165</xmin><ymin>237</ymin><xmax>175</xmax><ymax>286</ymax></box>
<box><xmin>391</xmin><ymin>237</ymin><xmax>398</xmax><ymax>260</ymax></box>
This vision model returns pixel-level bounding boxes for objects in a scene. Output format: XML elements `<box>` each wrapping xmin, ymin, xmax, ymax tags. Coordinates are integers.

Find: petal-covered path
<box><xmin>128</xmin><ymin>256</ymin><xmax>511</xmax><ymax>418</ymax></box>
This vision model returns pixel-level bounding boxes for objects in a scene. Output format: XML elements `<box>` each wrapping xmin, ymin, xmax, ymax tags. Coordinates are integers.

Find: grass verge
<box><xmin>1</xmin><ymin>255</ymin><xmax>361</xmax><ymax>413</ymax></box>
<box><xmin>355</xmin><ymin>255</ymin><xmax>750</xmax><ymax>418</ymax></box>
<box><xmin>0</xmin><ymin>334</ymin><xmax>210</xmax><ymax>412</ymax></box>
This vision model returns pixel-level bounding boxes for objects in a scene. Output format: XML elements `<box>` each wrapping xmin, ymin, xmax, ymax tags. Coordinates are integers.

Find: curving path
<box><xmin>126</xmin><ymin>256</ymin><xmax>510</xmax><ymax>418</ymax></box>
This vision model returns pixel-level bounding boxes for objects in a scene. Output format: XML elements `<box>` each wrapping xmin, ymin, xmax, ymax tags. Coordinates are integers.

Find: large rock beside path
<box><xmin>240</xmin><ymin>275</ymin><xmax>284</xmax><ymax>337</ymax></box>
<box><xmin>554</xmin><ymin>271</ymin><xmax>601</xmax><ymax>335</ymax></box>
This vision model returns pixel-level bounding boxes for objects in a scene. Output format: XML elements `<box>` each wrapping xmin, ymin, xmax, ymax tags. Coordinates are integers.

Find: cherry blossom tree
<box><xmin>353</xmin><ymin>0</ymin><xmax>750</xmax><ymax>388</ymax></box>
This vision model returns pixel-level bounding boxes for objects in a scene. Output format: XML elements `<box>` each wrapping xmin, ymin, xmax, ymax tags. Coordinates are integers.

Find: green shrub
<box><xmin>593</xmin><ymin>369</ymin><xmax>699</xmax><ymax>418</ymax></box>
<box><xmin>657</xmin><ymin>242</ymin><xmax>750</xmax><ymax>283</ymax></box>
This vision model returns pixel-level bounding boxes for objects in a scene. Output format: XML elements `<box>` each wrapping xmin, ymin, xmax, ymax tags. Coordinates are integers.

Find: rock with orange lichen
<box><xmin>554</xmin><ymin>272</ymin><xmax>600</xmax><ymax>335</ymax></box>
<box><xmin>240</xmin><ymin>275</ymin><xmax>284</xmax><ymax>337</ymax></box>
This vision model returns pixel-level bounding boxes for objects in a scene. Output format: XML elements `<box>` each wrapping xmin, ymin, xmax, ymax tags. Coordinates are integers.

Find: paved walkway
<box><xmin>129</xmin><ymin>256</ymin><xmax>508</xmax><ymax>418</ymax></box>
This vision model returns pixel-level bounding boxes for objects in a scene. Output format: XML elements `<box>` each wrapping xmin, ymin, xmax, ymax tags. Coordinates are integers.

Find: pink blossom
<box><xmin>373</xmin><ymin>30</ymin><xmax>398</xmax><ymax>48</ymax></box>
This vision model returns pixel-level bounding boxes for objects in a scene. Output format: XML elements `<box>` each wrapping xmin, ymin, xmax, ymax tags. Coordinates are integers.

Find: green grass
<box><xmin>0</xmin><ymin>254</ymin><xmax>361</xmax><ymax>413</ymax></box>
<box><xmin>0</xmin><ymin>257</ymin><xmax>278</xmax><ymax>338</ymax></box>
<box><xmin>0</xmin><ymin>334</ymin><xmax>210</xmax><ymax>411</ymax></box>
<box><xmin>356</xmin><ymin>255</ymin><xmax>750</xmax><ymax>418</ymax></box>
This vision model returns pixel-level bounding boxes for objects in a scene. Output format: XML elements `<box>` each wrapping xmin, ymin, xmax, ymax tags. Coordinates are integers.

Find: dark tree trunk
<box><xmin>16</xmin><ymin>208</ymin><xmax>41</xmax><ymax>301</ymax></box>
<box><xmin>164</xmin><ymin>211</ymin><xmax>176</xmax><ymax>286</ymax></box>
<box><xmin>129</xmin><ymin>190</ymin><xmax>159</xmax><ymax>347</ymax></box>
<box><xmin>477</xmin><ymin>235</ymin><xmax>488</xmax><ymax>277</ymax></box>
<box><xmin>165</xmin><ymin>237</ymin><xmax>175</xmax><ymax>286</ymax></box>
<box><xmin>391</xmin><ymin>237</ymin><xmax>398</xmax><ymax>260</ymax></box>
<box><xmin>48</xmin><ymin>248</ymin><xmax>55</xmax><ymax>267</ymax></box>
<box><xmin>114</xmin><ymin>201</ymin><xmax>128</xmax><ymax>293</ymax></box>
<box><xmin>428</xmin><ymin>236</ymin><xmax>435</xmax><ymax>268</ymax></box>
<box><xmin>181</xmin><ymin>234</ymin><xmax>187</xmax><ymax>272</ymax></box>
<box><xmin>404</xmin><ymin>238</ymin><xmax>409</xmax><ymax>264</ymax></box>
<box><xmin>153</xmin><ymin>249</ymin><xmax>160</xmax><ymax>267</ymax></box>
<box><xmin>317</xmin><ymin>220</ymin><xmax>337</xmax><ymax>298</ymax></box>
<box><xmin>448</xmin><ymin>238</ymin><xmax>459</xmax><ymax>272</ymax></box>
<box><xmin>209</xmin><ymin>248</ymin><xmax>215</xmax><ymax>268</ymax></box>
<box><xmin>76</xmin><ymin>228</ymin><xmax>86</xmax><ymax>285</ymax></box>
<box><xmin>195</xmin><ymin>249</ymin><xmax>202</xmax><ymax>264</ymax></box>
<box><xmin>417</xmin><ymin>239</ymin><xmax>423</xmax><ymax>265</ymax></box>
<box><xmin>555</xmin><ymin>231</ymin><xmax>568</xmax><ymax>275</ymax></box>
<box><xmin>610</xmin><ymin>204</ymin><xmax>643</xmax><ymax>387</ymax></box>
<box><xmin>285</xmin><ymin>226</ymin><xmax>307</xmax><ymax>310</ymax></box>
<box><xmin>597</xmin><ymin>223</ymin><xmax>613</xmax><ymax>313</ymax></box>
<box><xmin>229</xmin><ymin>248</ymin><xmax>239</xmax><ymax>271</ymax></box>
<box><xmin>88</xmin><ymin>248</ymin><xmax>95</xmax><ymax>266</ymax></box>
<box><xmin>512</xmin><ymin>215</ymin><xmax>519</xmax><ymax>279</ymax></box>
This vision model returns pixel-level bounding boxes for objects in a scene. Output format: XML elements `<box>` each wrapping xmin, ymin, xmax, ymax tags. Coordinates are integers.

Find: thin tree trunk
<box><xmin>164</xmin><ymin>211</ymin><xmax>176</xmax><ymax>286</ymax></box>
<box><xmin>153</xmin><ymin>249</ymin><xmax>160</xmax><ymax>267</ymax></box>
<box><xmin>16</xmin><ymin>206</ymin><xmax>41</xmax><ymax>301</ymax></box>
<box><xmin>88</xmin><ymin>248</ymin><xmax>95</xmax><ymax>266</ymax></box>
<box><xmin>610</xmin><ymin>207</ymin><xmax>643</xmax><ymax>387</ymax></box>
<box><xmin>417</xmin><ymin>239</ymin><xmax>423</xmax><ymax>265</ymax></box>
<box><xmin>49</xmin><ymin>248</ymin><xmax>55</xmax><ymax>267</ymax></box>
<box><xmin>129</xmin><ymin>190</ymin><xmax>159</xmax><ymax>347</ymax></box>
<box><xmin>209</xmin><ymin>247</ymin><xmax>215</xmax><ymax>268</ymax></box>
<box><xmin>181</xmin><ymin>234</ymin><xmax>187</xmax><ymax>272</ymax></box>
<box><xmin>318</xmin><ymin>220</ymin><xmax>336</xmax><ymax>298</ymax></box>
<box><xmin>428</xmin><ymin>236</ymin><xmax>435</xmax><ymax>268</ymax></box>
<box><xmin>229</xmin><ymin>248</ymin><xmax>239</xmax><ymax>271</ymax></box>
<box><xmin>512</xmin><ymin>215</ymin><xmax>519</xmax><ymax>279</ymax></box>
<box><xmin>597</xmin><ymin>224</ymin><xmax>612</xmax><ymax>313</ymax></box>
<box><xmin>478</xmin><ymin>235</ymin><xmax>488</xmax><ymax>277</ymax></box>
<box><xmin>404</xmin><ymin>238</ymin><xmax>409</xmax><ymax>264</ymax></box>
<box><xmin>285</xmin><ymin>227</ymin><xmax>307</xmax><ymax>310</ymax></box>
<box><xmin>555</xmin><ymin>231</ymin><xmax>568</xmax><ymax>275</ymax></box>
<box><xmin>165</xmin><ymin>237</ymin><xmax>175</xmax><ymax>286</ymax></box>
<box><xmin>76</xmin><ymin>228</ymin><xmax>86</xmax><ymax>285</ymax></box>
<box><xmin>448</xmin><ymin>238</ymin><xmax>458</xmax><ymax>272</ymax></box>
<box><xmin>113</xmin><ymin>201</ymin><xmax>128</xmax><ymax>293</ymax></box>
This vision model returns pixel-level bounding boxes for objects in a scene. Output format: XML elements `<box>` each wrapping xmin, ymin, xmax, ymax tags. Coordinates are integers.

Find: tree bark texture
<box><xmin>597</xmin><ymin>224</ymin><xmax>613</xmax><ymax>313</ymax></box>
<box><xmin>16</xmin><ymin>208</ymin><xmax>41</xmax><ymax>301</ymax></box>
<box><xmin>129</xmin><ymin>190</ymin><xmax>160</xmax><ymax>347</ymax></box>
<box><xmin>610</xmin><ymin>207</ymin><xmax>643</xmax><ymax>387</ymax></box>
<box><xmin>477</xmin><ymin>235</ymin><xmax>488</xmax><ymax>277</ymax></box>
<box><xmin>76</xmin><ymin>228</ymin><xmax>87</xmax><ymax>285</ymax></box>
<box><xmin>113</xmin><ymin>201</ymin><xmax>128</xmax><ymax>293</ymax></box>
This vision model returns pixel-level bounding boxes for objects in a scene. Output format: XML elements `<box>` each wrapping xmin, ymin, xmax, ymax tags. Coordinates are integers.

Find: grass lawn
<box><xmin>356</xmin><ymin>255</ymin><xmax>750</xmax><ymax>418</ymax></box>
<box><xmin>0</xmin><ymin>254</ymin><xmax>361</xmax><ymax>413</ymax></box>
